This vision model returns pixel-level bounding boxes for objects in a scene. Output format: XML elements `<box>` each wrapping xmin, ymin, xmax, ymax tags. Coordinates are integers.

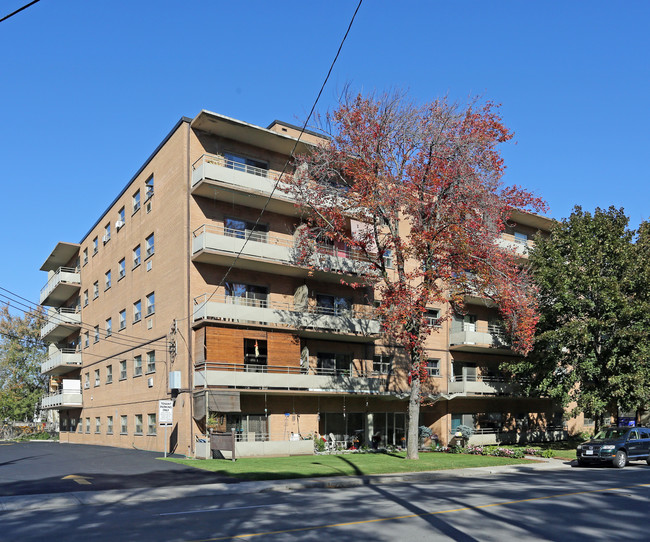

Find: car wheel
<box><xmin>614</xmin><ymin>450</ymin><xmax>627</xmax><ymax>469</ymax></box>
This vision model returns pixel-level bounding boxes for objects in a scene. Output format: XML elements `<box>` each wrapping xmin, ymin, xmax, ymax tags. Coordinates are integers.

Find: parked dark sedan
<box><xmin>576</xmin><ymin>426</ymin><xmax>650</xmax><ymax>468</ymax></box>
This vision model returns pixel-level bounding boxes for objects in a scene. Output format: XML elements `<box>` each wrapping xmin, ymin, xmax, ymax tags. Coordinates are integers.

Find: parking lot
<box><xmin>0</xmin><ymin>441</ymin><xmax>234</xmax><ymax>496</ymax></box>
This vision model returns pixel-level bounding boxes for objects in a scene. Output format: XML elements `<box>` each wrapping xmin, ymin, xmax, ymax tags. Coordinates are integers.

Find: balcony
<box><xmin>448</xmin><ymin>375</ymin><xmax>518</xmax><ymax>395</ymax></box>
<box><xmin>449</xmin><ymin>324</ymin><xmax>511</xmax><ymax>354</ymax></box>
<box><xmin>193</xmin><ymin>294</ymin><xmax>380</xmax><ymax>340</ymax></box>
<box><xmin>41</xmin><ymin>348</ymin><xmax>82</xmax><ymax>376</ymax></box>
<box><xmin>40</xmin><ymin>267</ymin><xmax>81</xmax><ymax>306</ymax></box>
<box><xmin>41</xmin><ymin>379</ymin><xmax>82</xmax><ymax>409</ymax></box>
<box><xmin>496</xmin><ymin>233</ymin><xmax>535</xmax><ymax>258</ymax></box>
<box><xmin>40</xmin><ymin>307</ymin><xmax>81</xmax><ymax>342</ymax></box>
<box><xmin>194</xmin><ymin>362</ymin><xmax>388</xmax><ymax>394</ymax></box>
<box><xmin>191</xmin><ymin>154</ymin><xmax>298</xmax><ymax>216</ymax></box>
<box><xmin>191</xmin><ymin>224</ymin><xmax>371</xmax><ymax>281</ymax></box>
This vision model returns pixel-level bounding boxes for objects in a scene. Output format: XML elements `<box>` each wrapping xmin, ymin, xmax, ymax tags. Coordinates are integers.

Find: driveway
<box><xmin>0</xmin><ymin>441</ymin><xmax>235</xmax><ymax>496</ymax></box>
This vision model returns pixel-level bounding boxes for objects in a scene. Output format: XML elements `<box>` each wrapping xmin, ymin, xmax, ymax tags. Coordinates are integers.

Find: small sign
<box><xmin>159</xmin><ymin>399</ymin><xmax>173</xmax><ymax>425</ymax></box>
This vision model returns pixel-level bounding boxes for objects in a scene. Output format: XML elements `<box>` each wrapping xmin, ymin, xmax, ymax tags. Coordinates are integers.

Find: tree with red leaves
<box><xmin>291</xmin><ymin>92</ymin><xmax>547</xmax><ymax>460</ymax></box>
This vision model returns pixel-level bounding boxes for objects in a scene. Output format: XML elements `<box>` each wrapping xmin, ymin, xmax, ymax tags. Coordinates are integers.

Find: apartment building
<box><xmin>39</xmin><ymin>110</ymin><xmax>560</xmax><ymax>457</ymax></box>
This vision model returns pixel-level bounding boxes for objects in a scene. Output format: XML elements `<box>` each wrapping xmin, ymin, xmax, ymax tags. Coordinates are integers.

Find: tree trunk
<box><xmin>406</xmin><ymin>376</ymin><xmax>421</xmax><ymax>460</ymax></box>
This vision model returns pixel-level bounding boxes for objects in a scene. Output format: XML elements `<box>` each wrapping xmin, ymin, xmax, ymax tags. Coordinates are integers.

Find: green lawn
<box><xmin>162</xmin><ymin>452</ymin><xmax>531</xmax><ymax>481</ymax></box>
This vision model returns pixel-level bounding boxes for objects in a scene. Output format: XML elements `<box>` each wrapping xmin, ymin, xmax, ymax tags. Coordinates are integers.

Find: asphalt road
<box><xmin>0</xmin><ymin>441</ymin><xmax>234</xmax><ymax>495</ymax></box>
<box><xmin>2</xmin><ymin>441</ymin><xmax>650</xmax><ymax>541</ymax></box>
<box><xmin>2</xmin><ymin>462</ymin><xmax>650</xmax><ymax>541</ymax></box>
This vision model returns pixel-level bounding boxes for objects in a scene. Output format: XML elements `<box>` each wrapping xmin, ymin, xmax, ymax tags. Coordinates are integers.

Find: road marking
<box><xmin>159</xmin><ymin>504</ymin><xmax>279</xmax><ymax>517</ymax></box>
<box><xmin>189</xmin><ymin>482</ymin><xmax>650</xmax><ymax>541</ymax></box>
<box><xmin>62</xmin><ymin>474</ymin><xmax>93</xmax><ymax>485</ymax></box>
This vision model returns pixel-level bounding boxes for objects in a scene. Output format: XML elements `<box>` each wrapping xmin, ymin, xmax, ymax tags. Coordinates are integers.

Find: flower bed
<box><xmin>433</xmin><ymin>445</ymin><xmax>555</xmax><ymax>459</ymax></box>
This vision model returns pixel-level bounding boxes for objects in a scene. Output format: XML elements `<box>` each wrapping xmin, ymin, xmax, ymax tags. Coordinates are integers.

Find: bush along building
<box><xmin>38</xmin><ymin>110</ymin><xmax>563</xmax><ymax>458</ymax></box>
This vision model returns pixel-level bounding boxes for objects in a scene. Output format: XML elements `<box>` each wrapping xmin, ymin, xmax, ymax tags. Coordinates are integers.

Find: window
<box><xmin>133</xmin><ymin>245</ymin><xmax>141</xmax><ymax>268</ymax></box>
<box><xmin>134</xmin><ymin>414</ymin><xmax>143</xmax><ymax>435</ymax></box>
<box><xmin>119</xmin><ymin>309</ymin><xmax>126</xmax><ymax>330</ymax></box>
<box><xmin>119</xmin><ymin>360</ymin><xmax>127</xmax><ymax>380</ymax></box>
<box><xmin>147</xmin><ymin>413</ymin><xmax>156</xmax><ymax>435</ymax></box>
<box><xmin>94</xmin><ymin>369</ymin><xmax>100</xmax><ymax>387</ymax></box>
<box><xmin>117</xmin><ymin>207</ymin><xmax>125</xmax><ymax>228</ymax></box>
<box><xmin>83</xmin><ymin>331</ymin><xmax>89</xmax><ymax>349</ymax></box>
<box><xmin>316</xmin><ymin>353</ymin><xmax>351</xmax><ymax>375</ymax></box>
<box><xmin>424</xmin><ymin>309</ymin><xmax>441</xmax><ymax>327</ymax></box>
<box><xmin>145</xmin><ymin>233</ymin><xmax>154</xmax><ymax>258</ymax></box>
<box><xmin>93</xmin><ymin>325</ymin><xmax>100</xmax><ymax>343</ymax></box>
<box><xmin>134</xmin><ymin>355</ymin><xmax>142</xmax><ymax>377</ymax></box>
<box><xmin>105</xmin><ymin>270</ymin><xmax>111</xmax><ymax>290</ymax></box>
<box><xmin>120</xmin><ymin>415</ymin><xmax>128</xmax><ymax>434</ymax></box>
<box><xmin>106</xmin><ymin>364</ymin><xmax>113</xmax><ymax>384</ymax></box>
<box><xmin>133</xmin><ymin>300</ymin><xmax>141</xmax><ymax>322</ymax></box>
<box><xmin>105</xmin><ymin>317</ymin><xmax>112</xmax><ymax>337</ymax></box>
<box><xmin>224</xmin><ymin>217</ymin><xmax>268</xmax><ymax>243</ymax></box>
<box><xmin>145</xmin><ymin>176</ymin><xmax>154</xmax><ymax>200</ymax></box>
<box><xmin>146</xmin><ymin>351</ymin><xmax>156</xmax><ymax>373</ymax></box>
<box><xmin>316</xmin><ymin>294</ymin><xmax>352</xmax><ymax>315</ymax></box>
<box><xmin>224</xmin><ymin>152</ymin><xmax>268</xmax><ymax>176</ymax></box>
<box><xmin>225</xmin><ymin>282</ymin><xmax>268</xmax><ymax>306</ymax></box>
<box><xmin>104</xmin><ymin>223</ymin><xmax>111</xmax><ymax>243</ymax></box>
<box><xmin>85</xmin><ymin>417</ymin><xmax>90</xmax><ymax>434</ymax></box>
<box><xmin>132</xmin><ymin>189</ymin><xmax>141</xmax><ymax>213</ymax></box>
<box><xmin>93</xmin><ymin>281</ymin><xmax>99</xmax><ymax>299</ymax></box>
<box><xmin>383</xmin><ymin>249</ymin><xmax>393</xmax><ymax>269</ymax></box>
<box><xmin>118</xmin><ymin>258</ymin><xmax>126</xmax><ymax>279</ymax></box>
<box><xmin>83</xmin><ymin>248</ymin><xmax>88</xmax><ymax>266</ymax></box>
<box><xmin>84</xmin><ymin>372</ymin><xmax>90</xmax><ymax>389</ymax></box>
<box><xmin>106</xmin><ymin>416</ymin><xmax>113</xmax><ymax>435</ymax></box>
<box><xmin>93</xmin><ymin>236</ymin><xmax>98</xmax><ymax>255</ymax></box>
<box><xmin>95</xmin><ymin>417</ymin><xmax>101</xmax><ymax>434</ymax></box>
<box><xmin>244</xmin><ymin>339</ymin><xmax>267</xmax><ymax>371</ymax></box>
<box><xmin>426</xmin><ymin>359</ymin><xmax>441</xmax><ymax>377</ymax></box>
<box><xmin>373</xmin><ymin>354</ymin><xmax>392</xmax><ymax>375</ymax></box>
<box><xmin>146</xmin><ymin>292</ymin><xmax>155</xmax><ymax>316</ymax></box>
<box><xmin>514</xmin><ymin>231</ymin><xmax>528</xmax><ymax>245</ymax></box>
<box><xmin>83</xmin><ymin>290</ymin><xmax>88</xmax><ymax>307</ymax></box>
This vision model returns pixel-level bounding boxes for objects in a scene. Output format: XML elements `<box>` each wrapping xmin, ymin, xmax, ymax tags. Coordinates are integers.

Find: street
<box><xmin>2</xmin><ymin>443</ymin><xmax>650</xmax><ymax>541</ymax></box>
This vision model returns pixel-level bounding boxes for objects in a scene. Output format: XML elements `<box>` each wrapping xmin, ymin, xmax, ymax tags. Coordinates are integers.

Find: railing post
<box><xmin>231</xmin><ymin>428</ymin><xmax>236</xmax><ymax>462</ymax></box>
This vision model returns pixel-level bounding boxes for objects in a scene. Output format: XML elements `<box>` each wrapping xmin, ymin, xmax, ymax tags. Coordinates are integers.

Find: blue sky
<box><xmin>1</xmin><ymin>0</ymin><xmax>649</xmax><ymax>304</ymax></box>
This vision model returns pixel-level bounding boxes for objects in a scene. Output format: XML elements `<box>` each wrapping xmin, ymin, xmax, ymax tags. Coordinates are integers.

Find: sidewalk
<box><xmin>0</xmin><ymin>456</ymin><xmax>572</xmax><ymax>512</ymax></box>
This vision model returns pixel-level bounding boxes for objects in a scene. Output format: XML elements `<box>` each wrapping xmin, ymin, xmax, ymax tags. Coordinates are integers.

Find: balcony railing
<box><xmin>39</xmin><ymin>266</ymin><xmax>81</xmax><ymax>306</ymax></box>
<box><xmin>191</xmin><ymin>224</ymin><xmax>373</xmax><ymax>276</ymax></box>
<box><xmin>41</xmin><ymin>380</ymin><xmax>82</xmax><ymax>409</ymax></box>
<box><xmin>192</xmin><ymin>293</ymin><xmax>380</xmax><ymax>336</ymax></box>
<box><xmin>496</xmin><ymin>233</ymin><xmax>535</xmax><ymax>257</ymax></box>
<box><xmin>40</xmin><ymin>307</ymin><xmax>82</xmax><ymax>341</ymax></box>
<box><xmin>194</xmin><ymin>361</ymin><xmax>388</xmax><ymax>393</ymax></box>
<box><xmin>191</xmin><ymin>154</ymin><xmax>294</xmax><ymax>201</ymax></box>
<box><xmin>448</xmin><ymin>374</ymin><xmax>518</xmax><ymax>395</ymax></box>
<box><xmin>449</xmin><ymin>327</ymin><xmax>510</xmax><ymax>350</ymax></box>
<box><xmin>41</xmin><ymin>347</ymin><xmax>82</xmax><ymax>375</ymax></box>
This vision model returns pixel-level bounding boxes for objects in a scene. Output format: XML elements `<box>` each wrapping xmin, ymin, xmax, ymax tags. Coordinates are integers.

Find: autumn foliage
<box><xmin>290</xmin><ymin>92</ymin><xmax>546</xmax><ymax>459</ymax></box>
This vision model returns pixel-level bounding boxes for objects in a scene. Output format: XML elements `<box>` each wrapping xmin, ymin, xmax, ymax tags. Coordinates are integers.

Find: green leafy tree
<box><xmin>507</xmin><ymin>207</ymin><xmax>650</xmax><ymax>429</ymax></box>
<box><xmin>0</xmin><ymin>304</ymin><xmax>47</xmax><ymax>422</ymax></box>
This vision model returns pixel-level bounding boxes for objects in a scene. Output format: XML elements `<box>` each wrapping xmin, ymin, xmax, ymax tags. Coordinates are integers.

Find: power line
<box><xmin>184</xmin><ymin>0</ymin><xmax>364</xmax><ymax>324</ymax></box>
<box><xmin>0</xmin><ymin>0</ymin><xmax>41</xmax><ymax>24</ymax></box>
<box><xmin>0</xmin><ymin>287</ymin><xmax>167</xmax><ymax>351</ymax></box>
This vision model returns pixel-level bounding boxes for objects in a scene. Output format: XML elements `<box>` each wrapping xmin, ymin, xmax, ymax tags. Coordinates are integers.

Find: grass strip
<box><xmin>162</xmin><ymin>451</ymin><xmax>531</xmax><ymax>481</ymax></box>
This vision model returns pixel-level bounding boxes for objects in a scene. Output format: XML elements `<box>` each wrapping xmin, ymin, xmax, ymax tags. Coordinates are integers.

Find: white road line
<box><xmin>157</xmin><ymin>504</ymin><xmax>279</xmax><ymax>516</ymax></box>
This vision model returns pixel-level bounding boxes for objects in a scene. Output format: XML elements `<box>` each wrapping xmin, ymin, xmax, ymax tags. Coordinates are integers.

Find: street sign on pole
<box><xmin>159</xmin><ymin>399</ymin><xmax>173</xmax><ymax>458</ymax></box>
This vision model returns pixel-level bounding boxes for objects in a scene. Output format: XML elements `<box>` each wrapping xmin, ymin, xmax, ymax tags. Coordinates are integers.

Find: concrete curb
<box><xmin>0</xmin><ymin>457</ymin><xmax>574</xmax><ymax>512</ymax></box>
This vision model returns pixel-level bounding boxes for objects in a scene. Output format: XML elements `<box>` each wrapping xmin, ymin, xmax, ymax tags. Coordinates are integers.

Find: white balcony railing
<box><xmin>496</xmin><ymin>233</ymin><xmax>535</xmax><ymax>257</ymax></box>
<box><xmin>41</xmin><ymin>379</ymin><xmax>82</xmax><ymax>409</ymax></box>
<box><xmin>40</xmin><ymin>307</ymin><xmax>81</xmax><ymax>341</ymax></box>
<box><xmin>192</xmin><ymin>224</ymin><xmax>373</xmax><ymax>277</ymax></box>
<box><xmin>192</xmin><ymin>294</ymin><xmax>380</xmax><ymax>336</ymax></box>
<box><xmin>448</xmin><ymin>374</ymin><xmax>517</xmax><ymax>395</ymax></box>
<box><xmin>39</xmin><ymin>267</ymin><xmax>81</xmax><ymax>306</ymax></box>
<box><xmin>41</xmin><ymin>348</ymin><xmax>82</xmax><ymax>375</ymax></box>
<box><xmin>191</xmin><ymin>154</ymin><xmax>294</xmax><ymax>201</ymax></box>
<box><xmin>194</xmin><ymin>361</ymin><xmax>388</xmax><ymax>393</ymax></box>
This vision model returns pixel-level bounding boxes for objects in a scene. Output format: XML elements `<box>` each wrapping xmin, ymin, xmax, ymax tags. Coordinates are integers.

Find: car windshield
<box><xmin>593</xmin><ymin>428</ymin><xmax>628</xmax><ymax>440</ymax></box>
